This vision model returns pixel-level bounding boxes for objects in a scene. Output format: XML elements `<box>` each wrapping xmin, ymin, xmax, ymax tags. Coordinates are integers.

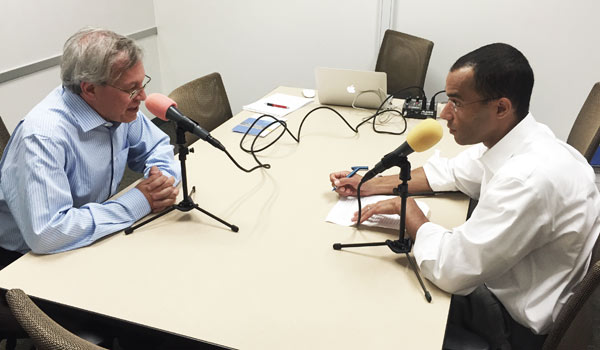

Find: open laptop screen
<box><xmin>315</xmin><ymin>67</ymin><xmax>387</xmax><ymax>109</ymax></box>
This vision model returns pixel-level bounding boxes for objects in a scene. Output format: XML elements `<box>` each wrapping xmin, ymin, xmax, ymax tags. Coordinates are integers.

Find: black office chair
<box><xmin>466</xmin><ymin>198</ymin><xmax>478</xmax><ymax>220</ymax></box>
<box><xmin>0</xmin><ymin>115</ymin><xmax>11</xmax><ymax>157</ymax></box>
<box><xmin>542</xmin><ymin>234</ymin><xmax>600</xmax><ymax>350</ymax></box>
<box><xmin>566</xmin><ymin>82</ymin><xmax>600</xmax><ymax>163</ymax></box>
<box><xmin>5</xmin><ymin>289</ymin><xmax>107</xmax><ymax>350</ymax></box>
<box><xmin>168</xmin><ymin>72</ymin><xmax>233</xmax><ymax>147</ymax></box>
<box><xmin>116</xmin><ymin>168</ymin><xmax>143</xmax><ymax>193</ymax></box>
<box><xmin>375</xmin><ymin>30</ymin><xmax>434</xmax><ymax>99</ymax></box>
<box><xmin>117</xmin><ymin>73</ymin><xmax>233</xmax><ymax>192</ymax></box>
<box><xmin>0</xmin><ymin>117</ymin><xmax>28</xmax><ymax>350</ymax></box>
<box><xmin>0</xmin><ymin>297</ymin><xmax>28</xmax><ymax>350</ymax></box>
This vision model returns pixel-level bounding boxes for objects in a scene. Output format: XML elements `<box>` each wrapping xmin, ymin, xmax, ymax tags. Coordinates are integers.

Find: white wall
<box><xmin>395</xmin><ymin>0</ymin><xmax>600</xmax><ymax>141</ymax></box>
<box><xmin>153</xmin><ymin>0</ymin><xmax>384</xmax><ymax>114</ymax></box>
<box><xmin>3</xmin><ymin>1</ymin><xmax>599</xmax><ymax>141</ymax></box>
<box><xmin>154</xmin><ymin>0</ymin><xmax>600</xmax><ymax>141</ymax></box>
<box><xmin>0</xmin><ymin>0</ymin><xmax>160</xmax><ymax>132</ymax></box>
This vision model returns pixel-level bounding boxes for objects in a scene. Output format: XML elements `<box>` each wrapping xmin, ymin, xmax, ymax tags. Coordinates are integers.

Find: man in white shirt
<box><xmin>330</xmin><ymin>43</ymin><xmax>600</xmax><ymax>349</ymax></box>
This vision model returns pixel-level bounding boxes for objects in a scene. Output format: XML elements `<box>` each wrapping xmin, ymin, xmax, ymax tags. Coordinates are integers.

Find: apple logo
<box><xmin>346</xmin><ymin>84</ymin><xmax>356</xmax><ymax>94</ymax></box>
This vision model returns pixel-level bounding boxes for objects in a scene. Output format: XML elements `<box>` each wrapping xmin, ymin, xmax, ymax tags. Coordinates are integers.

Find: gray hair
<box><xmin>60</xmin><ymin>27</ymin><xmax>143</xmax><ymax>94</ymax></box>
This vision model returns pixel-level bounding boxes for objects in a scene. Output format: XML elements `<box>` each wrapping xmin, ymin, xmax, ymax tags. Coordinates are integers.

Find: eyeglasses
<box><xmin>106</xmin><ymin>74</ymin><xmax>151</xmax><ymax>100</ymax></box>
<box><xmin>447</xmin><ymin>97</ymin><xmax>499</xmax><ymax>113</ymax></box>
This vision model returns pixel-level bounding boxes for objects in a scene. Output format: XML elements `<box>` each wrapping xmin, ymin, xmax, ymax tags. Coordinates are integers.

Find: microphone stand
<box><xmin>125</xmin><ymin>126</ymin><xmax>239</xmax><ymax>234</ymax></box>
<box><xmin>332</xmin><ymin>156</ymin><xmax>432</xmax><ymax>302</ymax></box>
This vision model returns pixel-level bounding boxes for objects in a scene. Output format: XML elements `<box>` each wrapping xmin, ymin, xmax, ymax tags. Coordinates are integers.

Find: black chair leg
<box><xmin>6</xmin><ymin>337</ymin><xmax>17</xmax><ymax>350</ymax></box>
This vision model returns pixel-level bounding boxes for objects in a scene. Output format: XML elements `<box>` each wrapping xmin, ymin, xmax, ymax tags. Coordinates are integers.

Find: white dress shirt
<box><xmin>413</xmin><ymin>113</ymin><xmax>600</xmax><ymax>334</ymax></box>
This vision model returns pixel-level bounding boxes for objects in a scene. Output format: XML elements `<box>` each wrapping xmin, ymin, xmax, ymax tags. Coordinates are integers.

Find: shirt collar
<box><xmin>61</xmin><ymin>86</ymin><xmax>115</xmax><ymax>132</ymax></box>
<box><xmin>480</xmin><ymin>113</ymin><xmax>537</xmax><ymax>173</ymax></box>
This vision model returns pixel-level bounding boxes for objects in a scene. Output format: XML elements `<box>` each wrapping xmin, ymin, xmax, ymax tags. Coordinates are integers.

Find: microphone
<box><xmin>361</xmin><ymin>119</ymin><xmax>443</xmax><ymax>182</ymax></box>
<box><xmin>145</xmin><ymin>93</ymin><xmax>226</xmax><ymax>151</ymax></box>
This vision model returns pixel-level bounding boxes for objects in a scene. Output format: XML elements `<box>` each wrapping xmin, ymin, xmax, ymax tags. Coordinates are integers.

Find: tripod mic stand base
<box><xmin>333</xmin><ymin>241</ymin><xmax>388</xmax><ymax>250</ymax></box>
<box><xmin>125</xmin><ymin>198</ymin><xmax>239</xmax><ymax>234</ymax></box>
<box><xmin>124</xmin><ymin>132</ymin><xmax>240</xmax><ymax>235</ymax></box>
<box><xmin>333</xmin><ymin>238</ymin><xmax>431</xmax><ymax>303</ymax></box>
<box><xmin>332</xmin><ymin>239</ymin><xmax>411</xmax><ymax>253</ymax></box>
<box><xmin>385</xmin><ymin>239</ymin><xmax>412</xmax><ymax>254</ymax></box>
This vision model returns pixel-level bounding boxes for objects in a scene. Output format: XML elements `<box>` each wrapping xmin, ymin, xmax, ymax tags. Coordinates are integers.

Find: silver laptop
<box><xmin>315</xmin><ymin>67</ymin><xmax>388</xmax><ymax>109</ymax></box>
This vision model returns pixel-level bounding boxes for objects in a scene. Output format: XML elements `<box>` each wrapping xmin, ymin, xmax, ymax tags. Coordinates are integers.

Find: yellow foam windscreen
<box><xmin>406</xmin><ymin>119</ymin><xmax>443</xmax><ymax>152</ymax></box>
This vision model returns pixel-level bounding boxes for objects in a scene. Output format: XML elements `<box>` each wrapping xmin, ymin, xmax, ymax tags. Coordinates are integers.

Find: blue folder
<box><xmin>591</xmin><ymin>146</ymin><xmax>600</xmax><ymax>167</ymax></box>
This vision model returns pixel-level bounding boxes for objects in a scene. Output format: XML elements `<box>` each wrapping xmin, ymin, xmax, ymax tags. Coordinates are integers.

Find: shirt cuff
<box><xmin>413</xmin><ymin>221</ymin><xmax>449</xmax><ymax>266</ymax></box>
<box><xmin>115</xmin><ymin>187</ymin><xmax>151</xmax><ymax>221</ymax></box>
<box><xmin>143</xmin><ymin>165</ymin><xmax>182</xmax><ymax>187</ymax></box>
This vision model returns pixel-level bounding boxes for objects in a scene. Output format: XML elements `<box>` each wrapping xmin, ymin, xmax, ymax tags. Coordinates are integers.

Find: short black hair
<box><xmin>451</xmin><ymin>43</ymin><xmax>534</xmax><ymax>120</ymax></box>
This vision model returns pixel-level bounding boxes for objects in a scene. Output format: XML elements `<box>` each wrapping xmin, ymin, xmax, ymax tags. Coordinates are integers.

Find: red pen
<box><xmin>266</xmin><ymin>103</ymin><xmax>289</xmax><ymax>109</ymax></box>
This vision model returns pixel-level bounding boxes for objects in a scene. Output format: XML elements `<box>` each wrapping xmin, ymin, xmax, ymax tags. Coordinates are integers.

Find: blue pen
<box><xmin>332</xmin><ymin>166</ymin><xmax>369</xmax><ymax>191</ymax></box>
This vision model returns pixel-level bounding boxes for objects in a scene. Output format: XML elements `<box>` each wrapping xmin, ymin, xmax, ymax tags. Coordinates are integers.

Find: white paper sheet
<box><xmin>242</xmin><ymin>93</ymin><xmax>313</xmax><ymax>118</ymax></box>
<box><xmin>326</xmin><ymin>195</ymin><xmax>430</xmax><ymax>230</ymax></box>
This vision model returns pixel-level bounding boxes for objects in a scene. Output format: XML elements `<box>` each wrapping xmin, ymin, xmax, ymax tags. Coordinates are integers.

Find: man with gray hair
<box><xmin>0</xmin><ymin>28</ymin><xmax>180</xmax><ymax>261</ymax></box>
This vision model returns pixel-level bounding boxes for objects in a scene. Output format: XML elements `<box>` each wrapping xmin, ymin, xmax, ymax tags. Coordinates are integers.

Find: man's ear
<box><xmin>496</xmin><ymin>97</ymin><xmax>513</xmax><ymax>120</ymax></box>
<box><xmin>79</xmin><ymin>81</ymin><xmax>96</xmax><ymax>101</ymax></box>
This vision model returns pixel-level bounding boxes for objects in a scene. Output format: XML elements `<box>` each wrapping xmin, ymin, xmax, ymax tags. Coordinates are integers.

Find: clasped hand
<box><xmin>136</xmin><ymin>166</ymin><xmax>179</xmax><ymax>212</ymax></box>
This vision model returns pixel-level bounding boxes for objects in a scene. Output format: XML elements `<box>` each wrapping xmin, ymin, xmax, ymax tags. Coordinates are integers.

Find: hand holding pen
<box><xmin>330</xmin><ymin>166</ymin><xmax>368</xmax><ymax>195</ymax></box>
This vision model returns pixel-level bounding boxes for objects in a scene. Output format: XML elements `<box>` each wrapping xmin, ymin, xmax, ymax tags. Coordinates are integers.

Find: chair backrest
<box><xmin>566</xmin><ymin>82</ymin><xmax>600</xmax><ymax>162</ymax></box>
<box><xmin>0</xmin><ymin>292</ymin><xmax>28</xmax><ymax>350</ymax></box>
<box><xmin>0</xmin><ymin>115</ymin><xmax>10</xmax><ymax>157</ymax></box>
<box><xmin>5</xmin><ymin>289</ymin><xmax>106</xmax><ymax>350</ymax></box>
<box><xmin>466</xmin><ymin>198</ymin><xmax>478</xmax><ymax>220</ymax></box>
<box><xmin>375</xmin><ymin>30</ymin><xmax>434</xmax><ymax>99</ymax></box>
<box><xmin>168</xmin><ymin>72</ymin><xmax>233</xmax><ymax>147</ymax></box>
<box><xmin>542</xmin><ymin>234</ymin><xmax>600</xmax><ymax>350</ymax></box>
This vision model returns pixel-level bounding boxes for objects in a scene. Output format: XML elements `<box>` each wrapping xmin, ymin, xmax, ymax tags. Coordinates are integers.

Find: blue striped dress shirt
<box><xmin>0</xmin><ymin>86</ymin><xmax>180</xmax><ymax>254</ymax></box>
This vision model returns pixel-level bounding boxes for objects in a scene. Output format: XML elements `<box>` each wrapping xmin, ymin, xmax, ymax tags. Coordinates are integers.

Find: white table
<box><xmin>0</xmin><ymin>87</ymin><xmax>469</xmax><ymax>349</ymax></box>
